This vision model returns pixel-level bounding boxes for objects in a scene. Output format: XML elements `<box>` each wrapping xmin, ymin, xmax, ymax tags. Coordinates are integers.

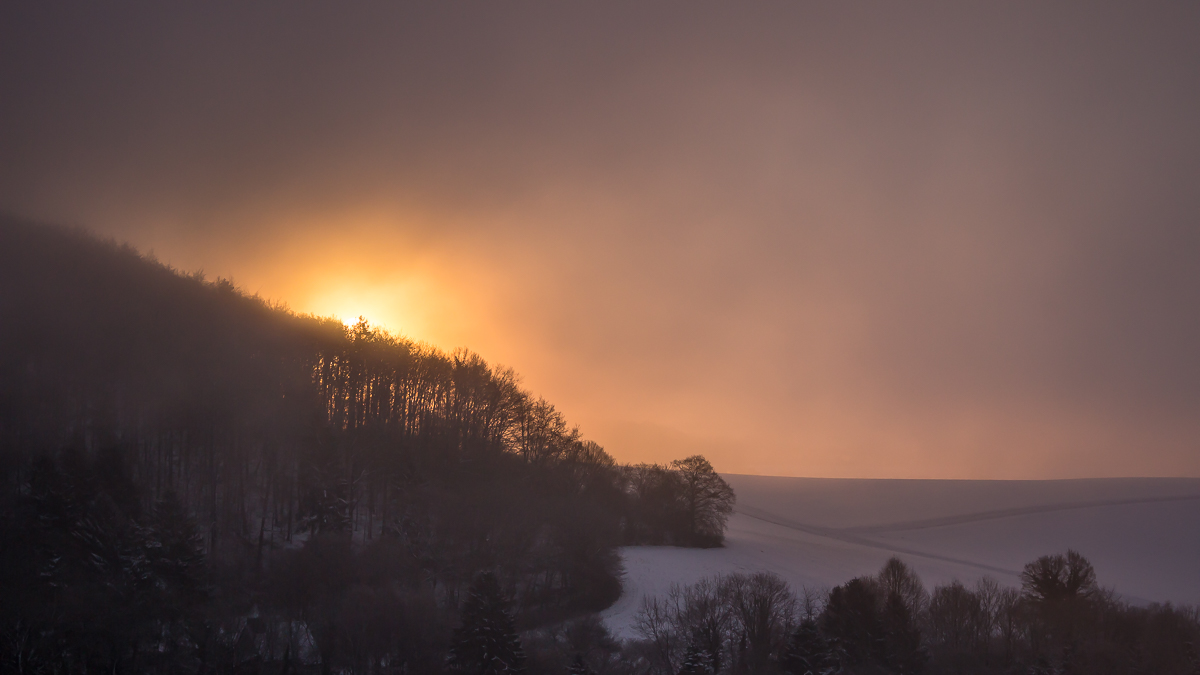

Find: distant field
<box><xmin>603</xmin><ymin>475</ymin><xmax>1200</xmax><ymax>639</ymax></box>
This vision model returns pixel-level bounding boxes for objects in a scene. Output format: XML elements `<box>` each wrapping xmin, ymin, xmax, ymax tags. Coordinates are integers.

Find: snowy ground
<box><xmin>602</xmin><ymin>475</ymin><xmax>1200</xmax><ymax>639</ymax></box>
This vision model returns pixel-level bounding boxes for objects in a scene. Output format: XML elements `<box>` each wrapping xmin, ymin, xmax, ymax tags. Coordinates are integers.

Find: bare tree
<box><xmin>727</xmin><ymin>572</ymin><xmax>796</xmax><ymax>673</ymax></box>
<box><xmin>973</xmin><ymin>576</ymin><xmax>1003</xmax><ymax>653</ymax></box>
<box><xmin>634</xmin><ymin>592</ymin><xmax>683</xmax><ymax>674</ymax></box>
<box><xmin>876</xmin><ymin>557</ymin><xmax>928</xmax><ymax>619</ymax></box>
<box><xmin>681</xmin><ymin>577</ymin><xmax>735</xmax><ymax>673</ymax></box>
<box><xmin>634</xmin><ymin>576</ymin><xmax>735</xmax><ymax>674</ymax></box>
<box><xmin>797</xmin><ymin>586</ymin><xmax>827</xmax><ymax>623</ymax></box>
<box><xmin>927</xmin><ymin>580</ymin><xmax>983</xmax><ymax>652</ymax></box>
<box><xmin>994</xmin><ymin>586</ymin><xmax>1024</xmax><ymax>660</ymax></box>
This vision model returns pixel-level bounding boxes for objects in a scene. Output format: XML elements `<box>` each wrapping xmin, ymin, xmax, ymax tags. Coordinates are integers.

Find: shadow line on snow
<box><xmin>738</xmin><ymin>494</ymin><xmax>1200</xmax><ymax>581</ymax></box>
<box><xmin>736</xmin><ymin>505</ymin><xmax>1022</xmax><ymax>578</ymax></box>
<box><xmin>842</xmin><ymin>494</ymin><xmax>1200</xmax><ymax>534</ymax></box>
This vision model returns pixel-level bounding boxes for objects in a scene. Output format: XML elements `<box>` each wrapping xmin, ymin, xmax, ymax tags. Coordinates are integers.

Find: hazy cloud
<box><xmin>3</xmin><ymin>1</ymin><xmax>1198</xmax><ymax>477</ymax></box>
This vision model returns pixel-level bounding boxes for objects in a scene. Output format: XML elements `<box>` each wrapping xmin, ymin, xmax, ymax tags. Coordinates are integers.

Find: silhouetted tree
<box><xmin>677</xmin><ymin>643</ymin><xmax>714</xmax><ymax>674</ymax></box>
<box><xmin>633</xmin><ymin>555</ymin><xmax>1200</xmax><ymax>675</ymax></box>
<box><xmin>728</xmin><ymin>571</ymin><xmax>795</xmax><ymax>673</ymax></box>
<box><xmin>882</xmin><ymin>590</ymin><xmax>926</xmax><ymax>674</ymax></box>
<box><xmin>927</xmin><ymin>580</ymin><xmax>983</xmax><ymax>652</ymax></box>
<box><xmin>877</xmin><ymin>557</ymin><xmax>928</xmax><ymax>619</ymax></box>
<box><xmin>449</xmin><ymin>572</ymin><xmax>527</xmax><ymax>674</ymax></box>
<box><xmin>671</xmin><ymin>455</ymin><xmax>735</xmax><ymax>547</ymax></box>
<box><xmin>781</xmin><ymin>619</ymin><xmax>836</xmax><ymax>675</ymax></box>
<box><xmin>1020</xmin><ymin>550</ymin><xmax>1100</xmax><ymax>661</ymax></box>
<box><xmin>1021</xmin><ymin>550</ymin><xmax>1098</xmax><ymax>603</ymax></box>
<box><xmin>822</xmin><ymin>577</ymin><xmax>884</xmax><ymax>665</ymax></box>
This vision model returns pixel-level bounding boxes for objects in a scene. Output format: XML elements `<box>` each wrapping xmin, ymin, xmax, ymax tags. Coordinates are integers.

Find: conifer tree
<box><xmin>567</xmin><ymin>653</ymin><xmax>595</xmax><ymax>675</ymax></box>
<box><xmin>147</xmin><ymin>489</ymin><xmax>207</xmax><ymax>603</ymax></box>
<box><xmin>677</xmin><ymin>643</ymin><xmax>713</xmax><ymax>674</ymax></box>
<box><xmin>449</xmin><ymin>571</ymin><xmax>527</xmax><ymax>674</ymax></box>
<box><xmin>822</xmin><ymin>578</ymin><xmax>884</xmax><ymax>664</ymax></box>
<box><xmin>782</xmin><ymin>618</ymin><xmax>836</xmax><ymax>675</ymax></box>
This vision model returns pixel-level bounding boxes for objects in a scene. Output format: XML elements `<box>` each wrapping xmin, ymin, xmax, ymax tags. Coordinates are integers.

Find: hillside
<box><xmin>0</xmin><ymin>216</ymin><xmax>732</xmax><ymax>674</ymax></box>
<box><xmin>6</xmin><ymin>216</ymin><xmax>1199</xmax><ymax>674</ymax></box>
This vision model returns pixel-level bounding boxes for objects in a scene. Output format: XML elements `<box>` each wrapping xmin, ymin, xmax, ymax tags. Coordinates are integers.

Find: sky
<box><xmin>2</xmin><ymin>2</ymin><xmax>1198</xmax><ymax>479</ymax></box>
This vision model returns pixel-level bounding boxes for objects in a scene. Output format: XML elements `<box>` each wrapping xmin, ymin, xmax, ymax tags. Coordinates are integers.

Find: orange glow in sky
<box><xmin>4</xmin><ymin>3</ymin><xmax>1200</xmax><ymax>479</ymax></box>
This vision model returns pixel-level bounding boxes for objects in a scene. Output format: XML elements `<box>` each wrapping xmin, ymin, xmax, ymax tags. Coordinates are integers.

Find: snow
<box><xmin>602</xmin><ymin>475</ymin><xmax>1200</xmax><ymax>640</ymax></box>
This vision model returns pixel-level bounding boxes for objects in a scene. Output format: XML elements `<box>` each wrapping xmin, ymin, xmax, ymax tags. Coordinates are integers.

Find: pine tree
<box><xmin>147</xmin><ymin>489</ymin><xmax>208</xmax><ymax>606</ymax></box>
<box><xmin>1186</xmin><ymin>641</ymin><xmax>1200</xmax><ymax>675</ymax></box>
<box><xmin>822</xmin><ymin>578</ymin><xmax>884</xmax><ymax>665</ymax></box>
<box><xmin>567</xmin><ymin>653</ymin><xmax>596</xmax><ymax>675</ymax></box>
<box><xmin>449</xmin><ymin>571</ymin><xmax>527</xmax><ymax>674</ymax></box>
<box><xmin>782</xmin><ymin>618</ymin><xmax>836</xmax><ymax>675</ymax></box>
<box><xmin>677</xmin><ymin>643</ymin><xmax>713</xmax><ymax>674</ymax></box>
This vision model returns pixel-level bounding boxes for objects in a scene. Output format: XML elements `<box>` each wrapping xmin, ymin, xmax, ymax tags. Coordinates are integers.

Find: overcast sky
<box><xmin>3</xmin><ymin>2</ymin><xmax>1198</xmax><ymax>478</ymax></box>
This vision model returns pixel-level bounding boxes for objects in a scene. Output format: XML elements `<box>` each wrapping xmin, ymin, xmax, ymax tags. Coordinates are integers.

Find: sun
<box><xmin>337</xmin><ymin>313</ymin><xmax>381</xmax><ymax>332</ymax></box>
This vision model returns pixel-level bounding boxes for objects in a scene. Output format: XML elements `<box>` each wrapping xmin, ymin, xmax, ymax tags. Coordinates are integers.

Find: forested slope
<box><xmin>0</xmin><ymin>216</ymin><xmax>733</xmax><ymax>674</ymax></box>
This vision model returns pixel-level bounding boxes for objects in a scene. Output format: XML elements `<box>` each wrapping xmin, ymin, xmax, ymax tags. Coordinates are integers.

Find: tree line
<box><xmin>0</xmin><ymin>216</ymin><xmax>736</xmax><ymax>673</ymax></box>
<box><xmin>626</xmin><ymin>552</ymin><xmax>1200</xmax><ymax>675</ymax></box>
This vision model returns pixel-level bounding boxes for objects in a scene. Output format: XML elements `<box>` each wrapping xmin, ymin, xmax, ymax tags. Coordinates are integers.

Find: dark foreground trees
<box><xmin>633</xmin><ymin>554</ymin><xmax>1200</xmax><ymax>675</ymax></box>
<box><xmin>0</xmin><ymin>448</ymin><xmax>214</xmax><ymax>673</ymax></box>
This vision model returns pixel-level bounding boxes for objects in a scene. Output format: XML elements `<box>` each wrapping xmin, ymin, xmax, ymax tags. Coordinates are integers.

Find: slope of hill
<box><xmin>604</xmin><ymin>474</ymin><xmax>1200</xmax><ymax>638</ymax></box>
<box><xmin>0</xmin><ymin>216</ymin><xmax>705</xmax><ymax>673</ymax></box>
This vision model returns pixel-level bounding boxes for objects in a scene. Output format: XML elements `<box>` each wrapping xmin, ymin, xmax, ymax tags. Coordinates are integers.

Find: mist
<box><xmin>3</xmin><ymin>1</ymin><xmax>1199</xmax><ymax>477</ymax></box>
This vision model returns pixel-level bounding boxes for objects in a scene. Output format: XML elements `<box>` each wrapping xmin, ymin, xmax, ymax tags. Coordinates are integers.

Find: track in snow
<box><xmin>736</xmin><ymin>505</ymin><xmax>1021</xmax><ymax>578</ymax></box>
<box><xmin>846</xmin><ymin>494</ymin><xmax>1200</xmax><ymax>534</ymax></box>
<box><xmin>737</xmin><ymin>494</ymin><xmax>1200</xmax><ymax>579</ymax></box>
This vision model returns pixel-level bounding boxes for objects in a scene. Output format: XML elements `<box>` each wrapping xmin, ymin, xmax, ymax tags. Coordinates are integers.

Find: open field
<box><xmin>603</xmin><ymin>475</ymin><xmax>1200</xmax><ymax>639</ymax></box>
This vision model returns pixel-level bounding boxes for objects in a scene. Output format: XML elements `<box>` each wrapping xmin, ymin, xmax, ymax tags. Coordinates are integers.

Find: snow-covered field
<box><xmin>602</xmin><ymin>475</ymin><xmax>1200</xmax><ymax>639</ymax></box>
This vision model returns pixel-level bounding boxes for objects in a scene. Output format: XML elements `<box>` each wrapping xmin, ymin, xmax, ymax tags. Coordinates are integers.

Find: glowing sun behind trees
<box><xmin>4</xmin><ymin>2</ymin><xmax>1200</xmax><ymax>479</ymax></box>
